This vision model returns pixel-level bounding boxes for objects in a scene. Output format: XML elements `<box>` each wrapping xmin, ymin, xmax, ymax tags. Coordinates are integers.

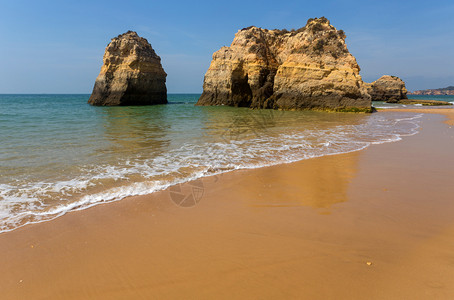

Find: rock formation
<box><xmin>196</xmin><ymin>17</ymin><xmax>372</xmax><ymax>111</ymax></box>
<box><xmin>365</xmin><ymin>75</ymin><xmax>407</xmax><ymax>103</ymax></box>
<box><xmin>88</xmin><ymin>31</ymin><xmax>167</xmax><ymax>106</ymax></box>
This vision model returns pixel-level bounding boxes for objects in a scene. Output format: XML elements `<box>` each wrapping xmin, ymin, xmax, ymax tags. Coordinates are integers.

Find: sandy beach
<box><xmin>1</xmin><ymin>108</ymin><xmax>454</xmax><ymax>299</ymax></box>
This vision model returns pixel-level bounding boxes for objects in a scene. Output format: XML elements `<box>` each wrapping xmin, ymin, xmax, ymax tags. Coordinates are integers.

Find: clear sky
<box><xmin>0</xmin><ymin>0</ymin><xmax>453</xmax><ymax>93</ymax></box>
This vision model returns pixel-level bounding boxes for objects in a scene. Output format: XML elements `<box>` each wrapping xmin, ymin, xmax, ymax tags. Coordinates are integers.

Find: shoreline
<box><xmin>1</xmin><ymin>108</ymin><xmax>454</xmax><ymax>298</ymax></box>
<box><xmin>0</xmin><ymin>108</ymin><xmax>423</xmax><ymax>235</ymax></box>
<box><xmin>0</xmin><ymin>107</ymin><xmax>451</xmax><ymax>235</ymax></box>
<box><xmin>0</xmin><ymin>108</ymin><xmax>451</xmax><ymax>233</ymax></box>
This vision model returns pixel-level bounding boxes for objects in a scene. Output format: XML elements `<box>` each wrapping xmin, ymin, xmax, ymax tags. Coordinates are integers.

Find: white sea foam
<box><xmin>0</xmin><ymin>111</ymin><xmax>423</xmax><ymax>233</ymax></box>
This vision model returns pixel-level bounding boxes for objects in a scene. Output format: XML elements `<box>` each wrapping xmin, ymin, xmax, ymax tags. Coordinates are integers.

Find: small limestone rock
<box><xmin>365</xmin><ymin>75</ymin><xmax>408</xmax><ymax>103</ymax></box>
<box><xmin>88</xmin><ymin>31</ymin><xmax>167</xmax><ymax>106</ymax></box>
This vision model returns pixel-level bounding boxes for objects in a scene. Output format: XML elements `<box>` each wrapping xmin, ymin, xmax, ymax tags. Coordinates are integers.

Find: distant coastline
<box><xmin>409</xmin><ymin>86</ymin><xmax>454</xmax><ymax>95</ymax></box>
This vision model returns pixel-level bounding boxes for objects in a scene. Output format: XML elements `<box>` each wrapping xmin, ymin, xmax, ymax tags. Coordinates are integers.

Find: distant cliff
<box><xmin>409</xmin><ymin>86</ymin><xmax>454</xmax><ymax>95</ymax></box>
<box><xmin>88</xmin><ymin>31</ymin><xmax>167</xmax><ymax>106</ymax></box>
<box><xmin>196</xmin><ymin>17</ymin><xmax>372</xmax><ymax>112</ymax></box>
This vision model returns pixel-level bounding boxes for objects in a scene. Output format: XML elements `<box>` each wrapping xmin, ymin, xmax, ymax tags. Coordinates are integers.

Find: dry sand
<box><xmin>1</xmin><ymin>109</ymin><xmax>454</xmax><ymax>299</ymax></box>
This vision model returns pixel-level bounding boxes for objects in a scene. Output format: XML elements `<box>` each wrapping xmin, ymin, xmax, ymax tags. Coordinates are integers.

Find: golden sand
<box><xmin>1</xmin><ymin>110</ymin><xmax>454</xmax><ymax>299</ymax></box>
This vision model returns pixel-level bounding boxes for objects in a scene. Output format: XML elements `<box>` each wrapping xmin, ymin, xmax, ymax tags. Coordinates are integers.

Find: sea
<box><xmin>1</xmin><ymin>94</ymin><xmax>453</xmax><ymax>233</ymax></box>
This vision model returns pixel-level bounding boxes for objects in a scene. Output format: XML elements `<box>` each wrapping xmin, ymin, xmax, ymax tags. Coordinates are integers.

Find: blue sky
<box><xmin>0</xmin><ymin>0</ymin><xmax>453</xmax><ymax>93</ymax></box>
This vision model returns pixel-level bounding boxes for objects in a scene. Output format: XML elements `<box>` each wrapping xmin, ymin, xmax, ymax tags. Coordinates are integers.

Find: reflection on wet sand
<box><xmin>233</xmin><ymin>151</ymin><xmax>359</xmax><ymax>211</ymax></box>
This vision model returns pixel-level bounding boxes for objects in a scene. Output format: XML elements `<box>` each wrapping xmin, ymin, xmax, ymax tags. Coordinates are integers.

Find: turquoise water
<box><xmin>0</xmin><ymin>94</ymin><xmax>424</xmax><ymax>232</ymax></box>
<box><xmin>408</xmin><ymin>95</ymin><xmax>454</xmax><ymax>102</ymax></box>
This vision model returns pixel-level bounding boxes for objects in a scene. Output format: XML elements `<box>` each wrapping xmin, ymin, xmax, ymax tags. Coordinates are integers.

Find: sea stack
<box><xmin>197</xmin><ymin>17</ymin><xmax>371</xmax><ymax>112</ymax></box>
<box><xmin>88</xmin><ymin>31</ymin><xmax>167</xmax><ymax>106</ymax></box>
<box><xmin>365</xmin><ymin>75</ymin><xmax>408</xmax><ymax>103</ymax></box>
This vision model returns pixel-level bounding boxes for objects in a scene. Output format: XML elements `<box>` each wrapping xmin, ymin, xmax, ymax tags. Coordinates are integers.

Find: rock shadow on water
<box><xmin>198</xmin><ymin>106</ymin><xmax>370</xmax><ymax>143</ymax></box>
<box><xmin>94</xmin><ymin>105</ymin><xmax>172</xmax><ymax>157</ymax></box>
<box><xmin>197</xmin><ymin>106</ymin><xmax>286</xmax><ymax>141</ymax></box>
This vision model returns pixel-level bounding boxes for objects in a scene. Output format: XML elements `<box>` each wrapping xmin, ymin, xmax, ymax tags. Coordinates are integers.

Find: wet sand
<box><xmin>1</xmin><ymin>110</ymin><xmax>454</xmax><ymax>299</ymax></box>
<box><xmin>382</xmin><ymin>107</ymin><xmax>454</xmax><ymax>126</ymax></box>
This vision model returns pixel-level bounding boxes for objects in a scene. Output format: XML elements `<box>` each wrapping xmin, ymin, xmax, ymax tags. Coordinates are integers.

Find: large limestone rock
<box><xmin>365</xmin><ymin>75</ymin><xmax>407</xmax><ymax>103</ymax></box>
<box><xmin>88</xmin><ymin>31</ymin><xmax>167</xmax><ymax>106</ymax></box>
<box><xmin>197</xmin><ymin>17</ymin><xmax>371</xmax><ymax>111</ymax></box>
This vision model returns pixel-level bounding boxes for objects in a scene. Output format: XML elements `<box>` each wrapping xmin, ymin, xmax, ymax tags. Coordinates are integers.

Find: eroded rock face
<box><xmin>88</xmin><ymin>31</ymin><xmax>167</xmax><ymax>106</ymax></box>
<box><xmin>197</xmin><ymin>18</ymin><xmax>371</xmax><ymax>111</ymax></box>
<box><xmin>365</xmin><ymin>75</ymin><xmax>407</xmax><ymax>103</ymax></box>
